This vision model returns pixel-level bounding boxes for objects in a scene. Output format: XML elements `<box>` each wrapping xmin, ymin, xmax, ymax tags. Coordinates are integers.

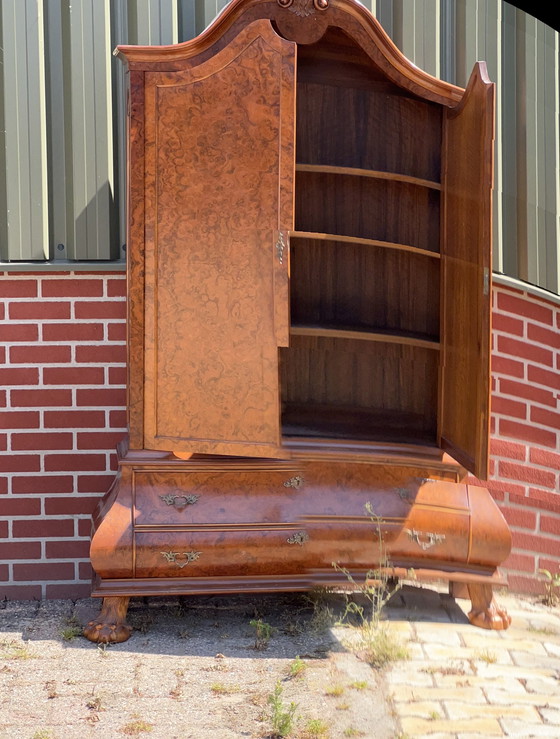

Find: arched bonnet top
<box><xmin>115</xmin><ymin>0</ymin><xmax>478</xmax><ymax>107</ymax></box>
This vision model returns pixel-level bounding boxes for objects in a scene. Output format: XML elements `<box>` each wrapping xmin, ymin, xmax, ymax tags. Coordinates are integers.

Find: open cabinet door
<box><xmin>141</xmin><ymin>20</ymin><xmax>296</xmax><ymax>458</ymax></box>
<box><xmin>439</xmin><ymin>63</ymin><xmax>494</xmax><ymax>479</ymax></box>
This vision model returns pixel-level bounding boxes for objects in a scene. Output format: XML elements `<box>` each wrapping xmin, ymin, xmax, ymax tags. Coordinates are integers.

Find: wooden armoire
<box><xmin>85</xmin><ymin>0</ymin><xmax>512</xmax><ymax>643</ymax></box>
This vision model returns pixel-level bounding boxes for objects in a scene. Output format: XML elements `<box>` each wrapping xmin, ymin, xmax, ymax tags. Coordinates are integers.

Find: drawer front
<box><xmin>134</xmin><ymin>528</ymin><xmax>315</xmax><ymax>578</ymax></box>
<box><xmin>133</xmin><ymin>468</ymin><xmax>303</xmax><ymax>526</ymax></box>
<box><xmin>389</xmin><ymin>507</ymin><xmax>470</xmax><ymax>564</ymax></box>
<box><xmin>299</xmin><ymin>462</ymin><xmax>463</xmax><ymax>520</ymax></box>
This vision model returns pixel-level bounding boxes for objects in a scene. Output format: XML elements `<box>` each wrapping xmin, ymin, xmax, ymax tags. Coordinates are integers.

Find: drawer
<box><xmin>134</xmin><ymin>527</ymin><xmax>315</xmax><ymax>578</ymax></box>
<box><xmin>388</xmin><ymin>507</ymin><xmax>470</xmax><ymax>564</ymax></box>
<box><xmin>299</xmin><ymin>462</ymin><xmax>456</xmax><ymax>519</ymax></box>
<box><xmin>132</xmin><ymin>468</ymin><xmax>304</xmax><ymax>526</ymax></box>
<box><xmin>301</xmin><ymin>480</ymin><xmax>471</xmax><ymax>569</ymax></box>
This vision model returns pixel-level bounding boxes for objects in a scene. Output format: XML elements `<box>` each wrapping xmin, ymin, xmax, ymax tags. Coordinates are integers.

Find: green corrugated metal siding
<box><xmin>0</xmin><ymin>0</ymin><xmax>558</xmax><ymax>295</ymax></box>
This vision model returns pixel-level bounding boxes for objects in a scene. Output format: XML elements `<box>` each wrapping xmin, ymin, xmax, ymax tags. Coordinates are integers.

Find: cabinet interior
<box><xmin>280</xmin><ymin>29</ymin><xmax>443</xmax><ymax>446</ymax></box>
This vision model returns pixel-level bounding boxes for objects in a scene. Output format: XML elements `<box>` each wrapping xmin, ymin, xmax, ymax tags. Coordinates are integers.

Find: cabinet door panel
<box><xmin>440</xmin><ymin>64</ymin><xmax>494</xmax><ymax>479</ymax></box>
<box><xmin>142</xmin><ymin>21</ymin><xmax>295</xmax><ymax>458</ymax></box>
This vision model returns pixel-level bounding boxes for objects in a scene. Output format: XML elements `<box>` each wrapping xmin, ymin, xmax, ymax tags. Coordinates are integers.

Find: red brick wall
<box><xmin>0</xmin><ymin>272</ymin><xmax>559</xmax><ymax>599</ymax></box>
<box><xmin>0</xmin><ymin>272</ymin><xmax>127</xmax><ymax>599</ymax></box>
<box><xmin>483</xmin><ymin>282</ymin><xmax>560</xmax><ymax>594</ymax></box>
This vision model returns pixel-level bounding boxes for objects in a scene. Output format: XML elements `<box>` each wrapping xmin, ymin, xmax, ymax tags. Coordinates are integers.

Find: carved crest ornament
<box><xmin>277</xmin><ymin>0</ymin><xmax>329</xmax><ymax>17</ymax></box>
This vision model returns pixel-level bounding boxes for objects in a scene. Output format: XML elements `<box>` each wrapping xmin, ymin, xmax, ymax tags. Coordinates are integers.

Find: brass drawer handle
<box><xmin>160</xmin><ymin>550</ymin><xmax>201</xmax><ymax>568</ymax></box>
<box><xmin>159</xmin><ymin>493</ymin><xmax>200</xmax><ymax>508</ymax></box>
<box><xmin>284</xmin><ymin>475</ymin><xmax>304</xmax><ymax>489</ymax></box>
<box><xmin>286</xmin><ymin>531</ymin><xmax>309</xmax><ymax>546</ymax></box>
<box><xmin>404</xmin><ymin>528</ymin><xmax>445</xmax><ymax>551</ymax></box>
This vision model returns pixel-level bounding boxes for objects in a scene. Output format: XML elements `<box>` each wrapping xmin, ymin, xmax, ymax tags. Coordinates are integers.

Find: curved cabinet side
<box><xmin>467</xmin><ymin>484</ymin><xmax>512</xmax><ymax>569</ymax></box>
<box><xmin>90</xmin><ymin>468</ymin><xmax>134</xmax><ymax>580</ymax></box>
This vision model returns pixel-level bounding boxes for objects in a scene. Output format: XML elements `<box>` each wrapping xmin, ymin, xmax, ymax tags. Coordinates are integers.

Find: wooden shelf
<box><xmin>296</xmin><ymin>163</ymin><xmax>441</xmax><ymax>191</ymax></box>
<box><xmin>290</xmin><ymin>324</ymin><xmax>440</xmax><ymax>351</ymax></box>
<box><xmin>282</xmin><ymin>403</ymin><xmax>436</xmax><ymax>445</ymax></box>
<box><xmin>290</xmin><ymin>231</ymin><xmax>441</xmax><ymax>260</ymax></box>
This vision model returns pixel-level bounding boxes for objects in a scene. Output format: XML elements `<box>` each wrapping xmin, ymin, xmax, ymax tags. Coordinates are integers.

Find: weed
<box><xmin>267</xmin><ymin>680</ymin><xmax>298</xmax><ymax>738</ymax></box>
<box><xmin>528</xmin><ymin>624</ymin><xmax>558</xmax><ymax>636</ymax></box>
<box><xmin>349</xmin><ymin>681</ymin><xmax>368</xmax><ymax>691</ymax></box>
<box><xmin>86</xmin><ymin>695</ymin><xmax>105</xmax><ymax>712</ymax></box>
<box><xmin>249</xmin><ymin>618</ymin><xmax>275</xmax><ymax>650</ymax></box>
<box><xmin>44</xmin><ymin>680</ymin><xmax>58</xmax><ymax>699</ymax></box>
<box><xmin>282</xmin><ymin>619</ymin><xmax>304</xmax><ymax>636</ymax></box>
<box><xmin>0</xmin><ymin>639</ymin><xmax>33</xmax><ymax>660</ymax></box>
<box><xmin>428</xmin><ymin>710</ymin><xmax>441</xmax><ymax>720</ymax></box>
<box><xmin>325</xmin><ymin>684</ymin><xmax>345</xmax><ymax>697</ymax></box>
<box><xmin>301</xmin><ymin>718</ymin><xmax>329</xmax><ymax>737</ymax></box>
<box><xmin>335</xmin><ymin>702</ymin><xmax>350</xmax><ymax>711</ymax></box>
<box><xmin>421</xmin><ymin>664</ymin><xmax>466</xmax><ymax>677</ymax></box>
<box><xmin>332</xmin><ymin>503</ymin><xmax>411</xmax><ymax>669</ymax></box>
<box><xmin>120</xmin><ymin>719</ymin><xmax>154</xmax><ymax>735</ymax></box>
<box><xmin>475</xmin><ymin>649</ymin><xmax>497</xmax><ymax>664</ymax></box>
<box><xmin>362</xmin><ymin>625</ymin><xmax>410</xmax><ymax>668</ymax></box>
<box><xmin>211</xmin><ymin>682</ymin><xmax>240</xmax><ymax>694</ymax></box>
<box><xmin>288</xmin><ymin>655</ymin><xmax>307</xmax><ymax>678</ymax></box>
<box><xmin>129</xmin><ymin>611</ymin><xmax>154</xmax><ymax>634</ymax></box>
<box><xmin>97</xmin><ymin>643</ymin><xmax>109</xmax><ymax>657</ymax></box>
<box><xmin>169</xmin><ymin>669</ymin><xmax>185</xmax><ymax>700</ymax></box>
<box><xmin>539</xmin><ymin>569</ymin><xmax>560</xmax><ymax>606</ymax></box>
<box><xmin>304</xmin><ymin>588</ymin><xmax>337</xmax><ymax>633</ymax></box>
<box><xmin>61</xmin><ymin>625</ymin><xmax>82</xmax><ymax>642</ymax></box>
<box><xmin>343</xmin><ymin>729</ymin><xmax>366</xmax><ymax>737</ymax></box>
<box><xmin>32</xmin><ymin>731</ymin><xmax>53</xmax><ymax>739</ymax></box>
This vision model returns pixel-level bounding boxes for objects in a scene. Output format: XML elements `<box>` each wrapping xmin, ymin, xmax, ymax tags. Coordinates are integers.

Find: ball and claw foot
<box><xmin>467</xmin><ymin>583</ymin><xmax>511</xmax><ymax>630</ymax></box>
<box><xmin>83</xmin><ymin>596</ymin><xmax>132</xmax><ymax>644</ymax></box>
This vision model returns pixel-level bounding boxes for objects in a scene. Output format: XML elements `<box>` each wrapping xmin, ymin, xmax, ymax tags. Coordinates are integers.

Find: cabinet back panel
<box><xmin>280</xmin><ymin>336</ymin><xmax>438</xmax><ymax>443</ymax></box>
<box><xmin>295</xmin><ymin>173</ymin><xmax>440</xmax><ymax>253</ymax></box>
<box><xmin>296</xmin><ymin>81</ymin><xmax>442</xmax><ymax>182</ymax></box>
<box><xmin>290</xmin><ymin>239</ymin><xmax>440</xmax><ymax>339</ymax></box>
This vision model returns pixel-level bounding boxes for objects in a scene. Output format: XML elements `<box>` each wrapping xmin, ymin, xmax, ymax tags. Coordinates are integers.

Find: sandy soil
<box><xmin>0</xmin><ymin>592</ymin><xmax>400</xmax><ymax>739</ymax></box>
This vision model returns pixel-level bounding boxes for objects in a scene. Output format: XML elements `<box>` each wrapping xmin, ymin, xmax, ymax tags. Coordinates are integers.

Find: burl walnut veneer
<box><xmin>85</xmin><ymin>0</ymin><xmax>511</xmax><ymax>644</ymax></box>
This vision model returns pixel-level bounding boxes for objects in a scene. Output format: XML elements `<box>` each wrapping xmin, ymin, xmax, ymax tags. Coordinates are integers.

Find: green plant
<box><xmin>428</xmin><ymin>710</ymin><xmax>441</xmax><ymax>721</ymax></box>
<box><xmin>475</xmin><ymin>649</ymin><xmax>497</xmax><ymax>664</ymax></box>
<box><xmin>349</xmin><ymin>681</ymin><xmax>369</xmax><ymax>691</ymax></box>
<box><xmin>249</xmin><ymin>618</ymin><xmax>275</xmax><ymax>650</ymax></box>
<box><xmin>267</xmin><ymin>680</ymin><xmax>298</xmax><ymax>738</ymax></box>
<box><xmin>539</xmin><ymin>568</ymin><xmax>560</xmax><ymax>606</ymax></box>
<box><xmin>305</xmin><ymin>588</ymin><xmax>336</xmax><ymax>632</ymax></box>
<box><xmin>61</xmin><ymin>625</ymin><xmax>82</xmax><ymax>641</ymax></box>
<box><xmin>120</xmin><ymin>719</ymin><xmax>154</xmax><ymax>735</ymax></box>
<box><xmin>32</xmin><ymin>731</ymin><xmax>53</xmax><ymax>739</ymax></box>
<box><xmin>0</xmin><ymin>639</ymin><xmax>33</xmax><ymax>660</ymax></box>
<box><xmin>288</xmin><ymin>655</ymin><xmax>306</xmax><ymax>678</ymax></box>
<box><xmin>86</xmin><ymin>695</ymin><xmax>105</xmax><ymax>712</ymax></box>
<box><xmin>528</xmin><ymin>624</ymin><xmax>558</xmax><ymax>636</ymax></box>
<box><xmin>211</xmin><ymin>682</ymin><xmax>240</xmax><ymax>694</ymax></box>
<box><xmin>325</xmin><ymin>684</ymin><xmax>345</xmax><ymax>697</ymax></box>
<box><xmin>302</xmin><ymin>718</ymin><xmax>329</xmax><ymax>737</ymax></box>
<box><xmin>332</xmin><ymin>503</ymin><xmax>411</xmax><ymax>669</ymax></box>
<box><xmin>343</xmin><ymin>729</ymin><xmax>365</xmax><ymax>737</ymax></box>
<box><xmin>334</xmin><ymin>504</ymin><xmax>404</xmax><ymax>627</ymax></box>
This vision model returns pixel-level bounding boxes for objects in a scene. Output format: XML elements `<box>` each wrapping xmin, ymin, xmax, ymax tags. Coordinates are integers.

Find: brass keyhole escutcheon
<box><xmin>284</xmin><ymin>475</ymin><xmax>304</xmax><ymax>489</ymax></box>
<box><xmin>404</xmin><ymin>528</ymin><xmax>446</xmax><ymax>551</ymax></box>
<box><xmin>286</xmin><ymin>531</ymin><xmax>309</xmax><ymax>546</ymax></box>
<box><xmin>159</xmin><ymin>493</ymin><xmax>200</xmax><ymax>508</ymax></box>
<box><xmin>160</xmin><ymin>550</ymin><xmax>202</xmax><ymax>568</ymax></box>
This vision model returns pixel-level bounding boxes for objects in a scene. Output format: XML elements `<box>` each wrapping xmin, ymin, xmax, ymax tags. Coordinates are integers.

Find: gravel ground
<box><xmin>0</xmin><ymin>591</ymin><xmax>401</xmax><ymax>739</ymax></box>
